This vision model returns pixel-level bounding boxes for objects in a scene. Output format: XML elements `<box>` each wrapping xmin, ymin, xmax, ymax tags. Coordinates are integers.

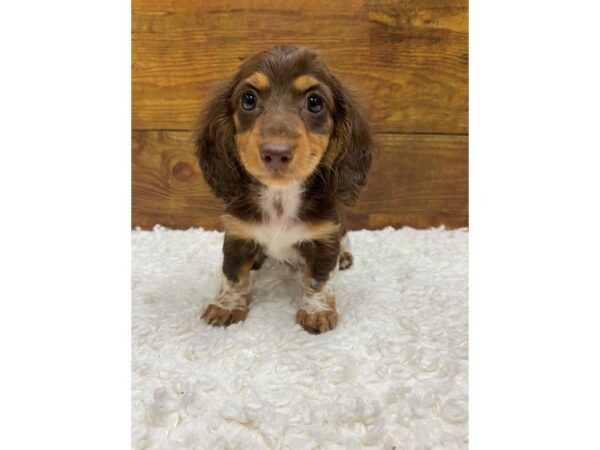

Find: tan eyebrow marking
<box><xmin>293</xmin><ymin>75</ymin><xmax>320</xmax><ymax>92</ymax></box>
<box><xmin>244</xmin><ymin>72</ymin><xmax>270</xmax><ymax>90</ymax></box>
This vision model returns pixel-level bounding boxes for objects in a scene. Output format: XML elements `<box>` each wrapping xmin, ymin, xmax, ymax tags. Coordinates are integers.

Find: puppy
<box><xmin>196</xmin><ymin>45</ymin><xmax>373</xmax><ymax>333</ymax></box>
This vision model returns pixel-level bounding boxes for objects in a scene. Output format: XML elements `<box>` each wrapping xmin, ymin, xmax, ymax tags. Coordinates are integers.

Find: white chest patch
<box><xmin>253</xmin><ymin>183</ymin><xmax>306</xmax><ymax>262</ymax></box>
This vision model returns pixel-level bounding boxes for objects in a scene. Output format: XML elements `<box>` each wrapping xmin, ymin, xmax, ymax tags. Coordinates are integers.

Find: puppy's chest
<box><xmin>253</xmin><ymin>185</ymin><xmax>306</xmax><ymax>262</ymax></box>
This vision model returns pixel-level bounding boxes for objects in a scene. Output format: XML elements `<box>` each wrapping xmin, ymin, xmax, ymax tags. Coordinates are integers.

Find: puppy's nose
<box><xmin>260</xmin><ymin>143</ymin><xmax>293</xmax><ymax>170</ymax></box>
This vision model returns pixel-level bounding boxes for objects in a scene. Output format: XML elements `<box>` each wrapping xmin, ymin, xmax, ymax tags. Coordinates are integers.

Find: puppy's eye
<box><xmin>241</xmin><ymin>92</ymin><xmax>257</xmax><ymax>111</ymax></box>
<box><xmin>307</xmin><ymin>94</ymin><xmax>323</xmax><ymax>113</ymax></box>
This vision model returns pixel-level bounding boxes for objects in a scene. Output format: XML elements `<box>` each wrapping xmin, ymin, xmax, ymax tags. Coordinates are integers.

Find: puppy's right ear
<box><xmin>196</xmin><ymin>79</ymin><xmax>246</xmax><ymax>202</ymax></box>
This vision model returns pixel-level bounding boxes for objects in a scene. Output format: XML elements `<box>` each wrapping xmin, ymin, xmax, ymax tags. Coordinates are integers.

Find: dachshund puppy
<box><xmin>196</xmin><ymin>45</ymin><xmax>373</xmax><ymax>333</ymax></box>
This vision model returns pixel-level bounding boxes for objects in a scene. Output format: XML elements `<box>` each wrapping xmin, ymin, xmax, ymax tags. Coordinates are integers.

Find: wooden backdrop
<box><xmin>132</xmin><ymin>0</ymin><xmax>468</xmax><ymax>230</ymax></box>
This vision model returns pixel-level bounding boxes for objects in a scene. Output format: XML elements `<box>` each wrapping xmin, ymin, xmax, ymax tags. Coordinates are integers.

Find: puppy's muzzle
<box><xmin>259</xmin><ymin>143</ymin><xmax>293</xmax><ymax>171</ymax></box>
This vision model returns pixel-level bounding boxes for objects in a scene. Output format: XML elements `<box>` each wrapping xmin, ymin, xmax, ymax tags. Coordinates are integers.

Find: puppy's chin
<box><xmin>254</xmin><ymin>163</ymin><xmax>325</xmax><ymax>188</ymax></box>
<box><xmin>245</xmin><ymin>157</ymin><xmax>322</xmax><ymax>188</ymax></box>
<box><xmin>255</xmin><ymin>172</ymin><xmax>299</xmax><ymax>187</ymax></box>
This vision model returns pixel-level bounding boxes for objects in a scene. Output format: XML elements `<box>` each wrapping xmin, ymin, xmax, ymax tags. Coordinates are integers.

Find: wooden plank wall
<box><xmin>132</xmin><ymin>0</ymin><xmax>468</xmax><ymax>230</ymax></box>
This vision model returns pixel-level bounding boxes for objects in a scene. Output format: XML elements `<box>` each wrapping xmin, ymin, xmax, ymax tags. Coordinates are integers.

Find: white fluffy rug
<box><xmin>132</xmin><ymin>227</ymin><xmax>468</xmax><ymax>449</ymax></box>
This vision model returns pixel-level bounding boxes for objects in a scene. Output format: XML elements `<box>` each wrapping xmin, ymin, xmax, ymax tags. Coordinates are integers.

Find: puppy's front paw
<box><xmin>296</xmin><ymin>308</ymin><xmax>339</xmax><ymax>334</ymax></box>
<box><xmin>202</xmin><ymin>304</ymin><xmax>247</xmax><ymax>327</ymax></box>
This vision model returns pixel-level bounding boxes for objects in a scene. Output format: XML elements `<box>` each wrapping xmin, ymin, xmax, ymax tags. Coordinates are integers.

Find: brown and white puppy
<box><xmin>196</xmin><ymin>45</ymin><xmax>373</xmax><ymax>334</ymax></box>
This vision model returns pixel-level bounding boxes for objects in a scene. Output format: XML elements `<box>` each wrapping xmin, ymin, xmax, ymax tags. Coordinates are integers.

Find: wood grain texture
<box><xmin>132</xmin><ymin>0</ymin><xmax>468</xmax><ymax>134</ymax></box>
<box><xmin>132</xmin><ymin>131</ymin><xmax>468</xmax><ymax>230</ymax></box>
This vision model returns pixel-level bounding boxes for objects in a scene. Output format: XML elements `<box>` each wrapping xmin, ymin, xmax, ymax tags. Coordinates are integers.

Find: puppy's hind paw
<box><xmin>339</xmin><ymin>251</ymin><xmax>353</xmax><ymax>270</ymax></box>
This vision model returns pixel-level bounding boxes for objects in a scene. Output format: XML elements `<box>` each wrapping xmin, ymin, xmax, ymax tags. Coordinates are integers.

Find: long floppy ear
<box><xmin>327</xmin><ymin>76</ymin><xmax>374</xmax><ymax>206</ymax></box>
<box><xmin>195</xmin><ymin>79</ymin><xmax>247</xmax><ymax>202</ymax></box>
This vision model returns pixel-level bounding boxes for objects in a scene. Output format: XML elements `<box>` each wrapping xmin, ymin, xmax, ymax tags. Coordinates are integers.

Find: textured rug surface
<box><xmin>132</xmin><ymin>227</ymin><xmax>468</xmax><ymax>449</ymax></box>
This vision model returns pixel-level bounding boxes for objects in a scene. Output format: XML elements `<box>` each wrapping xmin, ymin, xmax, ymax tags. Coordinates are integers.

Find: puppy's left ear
<box><xmin>328</xmin><ymin>77</ymin><xmax>375</xmax><ymax>206</ymax></box>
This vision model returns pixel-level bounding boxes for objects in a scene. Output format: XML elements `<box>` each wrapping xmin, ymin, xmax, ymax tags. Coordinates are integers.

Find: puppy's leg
<box><xmin>202</xmin><ymin>235</ymin><xmax>259</xmax><ymax>327</ymax></box>
<box><xmin>296</xmin><ymin>239</ymin><xmax>340</xmax><ymax>334</ymax></box>
<box><xmin>339</xmin><ymin>232</ymin><xmax>353</xmax><ymax>270</ymax></box>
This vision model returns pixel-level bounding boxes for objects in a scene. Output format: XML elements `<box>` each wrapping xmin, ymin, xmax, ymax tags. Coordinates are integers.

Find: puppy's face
<box><xmin>198</xmin><ymin>45</ymin><xmax>373</xmax><ymax>205</ymax></box>
<box><xmin>232</xmin><ymin>63</ymin><xmax>334</xmax><ymax>186</ymax></box>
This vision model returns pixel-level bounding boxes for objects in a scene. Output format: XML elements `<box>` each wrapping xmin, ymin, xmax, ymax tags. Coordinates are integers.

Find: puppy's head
<box><xmin>197</xmin><ymin>45</ymin><xmax>373</xmax><ymax>205</ymax></box>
